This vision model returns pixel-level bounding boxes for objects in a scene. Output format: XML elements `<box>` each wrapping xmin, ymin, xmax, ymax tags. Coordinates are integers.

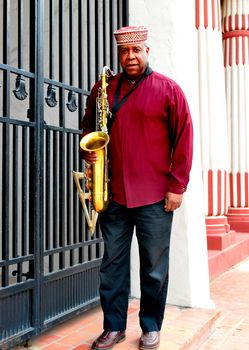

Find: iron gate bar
<box><xmin>88</xmin><ymin>0</ymin><xmax>96</xmax><ymax>89</ymax></box>
<box><xmin>2</xmin><ymin>0</ymin><xmax>11</xmax><ymax>288</ymax></box>
<box><xmin>78</xmin><ymin>0</ymin><xmax>85</xmax><ymax>127</ymax></box>
<box><xmin>59</xmin><ymin>0</ymin><xmax>66</xmax><ymax>120</ymax></box>
<box><xmin>66</xmin><ymin>133</ymin><xmax>72</xmax><ymax>266</ymax></box>
<box><xmin>17</xmin><ymin>0</ymin><xmax>24</xmax><ymax>69</ymax></box>
<box><xmin>52</xmin><ymin>130</ymin><xmax>59</xmax><ymax>253</ymax></box>
<box><xmin>96</xmin><ymin>1</ymin><xmax>104</xmax><ymax>75</ymax></box>
<box><xmin>73</xmin><ymin>134</ymin><xmax>84</xmax><ymax>264</ymax></box>
<box><xmin>0</xmin><ymin>279</ymin><xmax>35</xmax><ymax>298</ymax></box>
<box><xmin>13</xmin><ymin>125</ymin><xmax>19</xmax><ymax>259</ymax></box>
<box><xmin>2</xmin><ymin>123</ymin><xmax>10</xmax><ymax>287</ymax></box>
<box><xmin>0</xmin><ymin>63</ymin><xmax>35</xmax><ymax>78</ymax></box>
<box><xmin>14</xmin><ymin>0</ymin><xmax>28</xmax><ymax>101</ymax></box>
<box><xmin>22</xmin><ymin>126</ymin><xmax>28</xmax><ymax>258</ymax></box>
<box><xmin>29</xmin><ymin>0</ymin><xmax>44</xmax><ymax>334</ymax></box>
<box><xmin>111</xmin><ymin>0</ymin><xmax>118</xmax><ymax>73</ymax></box>
<box><xmin>0</xmin><ymin>255</ymin><xmax>34</xmax><ymax>268</ymax></box>
<box><xmin>43</xmin><ymin>258</ymin><xmax>102</xmax><ymax>282</ymax></box>
<box><xmin>59</xmin><ymin>132</ymin><xmax>66</xmax><ymax>270</ymax></box>
<box><xmin>69</xmin><ymin>0</ymin><xmax>74</xmax><ymax>86</ymax></box>
<box><xmin>43</xmin><ymin>124</ymin><xmax>85</xmax><ymax>133</ymax></box>
<box><xmin>46</xmin><ymin>0</ymin><xmax>57</xmax><ymax>107</ymax></box>
<box><xmin>0</xmin><ymin>116</ymin><xmax>35</xmax><ymax>127</ymax></box>
<box><xmin>45</xmin><ymin>129</ymin><xmax>52</xmax><ymax>272</ymax></box>
<box><xmin>103</xmin><ymin>0</ymin><xmax>111</xmax><ymax>67</ymax></box>
<box><xmin>43</xmin><ymin>237</ymin><xmax>103</xmax><ymax>256</ymax></box>
<box><xmin>44</xmin><ymin>77</ymin><xmax>89</xmax><ymax>93</ymax></box>
<box><xmin>58</xmin><ymin>1</ymin><xmax>66</xmax><ymax>272</ymax></box>
<box><xmin>49</xmin><ymin>0</ymin><xmax>55</xmax><ymax>80</ymax></box>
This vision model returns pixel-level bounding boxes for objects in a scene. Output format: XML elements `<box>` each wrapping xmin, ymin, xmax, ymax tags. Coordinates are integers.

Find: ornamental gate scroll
<box><xmin>0</xmin><ymin>1</ymin><xmax>128</xmax><ymax>348</ymax></box>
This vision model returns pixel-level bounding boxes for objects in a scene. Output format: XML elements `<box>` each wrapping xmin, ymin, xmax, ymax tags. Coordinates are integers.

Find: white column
<box><xmin>195</xmin><ymin>0</ymin><xmax>235</xmax><ymax>253</ymax></box>
<box><xmin>129</xmin><ymin>0</ymin><xmax>213</xmax><ymax>308</ymax></box>
<box><xmin>222</xmin><ymin>0</ymin><xmax>249</xmax><ymax>231</ymax></box>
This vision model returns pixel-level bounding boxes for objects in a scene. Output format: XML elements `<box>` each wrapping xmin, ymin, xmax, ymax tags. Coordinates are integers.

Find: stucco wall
<box><xmin>129</xmin><ymin>0</ymin><xmax>213</xmax><ymax>308</ymax></box>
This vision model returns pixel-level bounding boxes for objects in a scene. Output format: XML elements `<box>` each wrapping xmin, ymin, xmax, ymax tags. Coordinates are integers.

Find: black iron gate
<box><xmin>0</xmin><ymin>1</ymin><xmax>128</xmax><ymax>348</ymax></box>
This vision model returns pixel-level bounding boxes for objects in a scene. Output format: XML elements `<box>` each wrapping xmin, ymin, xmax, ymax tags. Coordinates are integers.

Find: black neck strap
<box><xmin>108</xmin><ymin>66</ymin><xmax>153</xmax><ymax>131</ymax></box>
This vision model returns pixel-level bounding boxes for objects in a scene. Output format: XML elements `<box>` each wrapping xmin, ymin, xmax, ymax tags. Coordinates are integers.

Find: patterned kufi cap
<box><xmin>114</xmin><ymin>26</ymin><xmax>148</xmax><ymax>46</ymax></box>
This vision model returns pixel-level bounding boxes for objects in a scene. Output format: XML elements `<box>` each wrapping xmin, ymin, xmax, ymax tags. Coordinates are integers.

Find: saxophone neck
<box><xmin>102</xmin><ymin>66</ymin><xmax>114</xmax><ymax>78</ymax></box>
<box><xmin>100</xmin><ymin>66</ymin><xmax>114</xmax><ymax>91</ymax></box>
<box><xmin>97</xmin><ymin>66</ymin><xmax>114</xmax><ymax>133</ymax></box>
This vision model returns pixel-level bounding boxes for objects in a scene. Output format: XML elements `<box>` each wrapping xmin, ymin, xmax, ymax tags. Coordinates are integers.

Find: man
<box><xmin>81</xmin><ymin>26</ymin><xmax>193</xmax><ymax>350</ymax></box>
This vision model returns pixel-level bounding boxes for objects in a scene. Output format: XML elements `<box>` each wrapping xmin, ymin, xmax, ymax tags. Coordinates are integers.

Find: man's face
<box><xmin>118</xmin><ymin>44</ymin><xmax>150</xmax><ymax>78</ymax></box>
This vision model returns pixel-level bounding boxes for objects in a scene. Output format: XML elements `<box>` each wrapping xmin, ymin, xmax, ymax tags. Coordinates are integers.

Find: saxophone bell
<box><xmin>80</xmin><ymin>131</ymin><xmax>110</xmax><ymax>213</ymax></box>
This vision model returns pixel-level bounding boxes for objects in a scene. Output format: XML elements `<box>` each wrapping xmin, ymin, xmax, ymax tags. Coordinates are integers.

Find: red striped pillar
<box><xmin>196</xmin><ymin>0</ymin><xmax>236</xmax><ymax>249</ymax></box>
<box><xmin>222</xmin><ymin>1</ymin><xmax>249</xmax><ymax>232</ymax></box>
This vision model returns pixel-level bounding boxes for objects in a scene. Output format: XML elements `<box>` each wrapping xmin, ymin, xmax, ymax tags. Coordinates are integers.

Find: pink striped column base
<box><xmin>227</xmin><ymin>207</ymin><xmax>249</xmax><ymax>232</ymax></box>
<box><xmin>206</xmin><ymin>216</ymin><xmax>236</xmax><ymax>250</ymax></box>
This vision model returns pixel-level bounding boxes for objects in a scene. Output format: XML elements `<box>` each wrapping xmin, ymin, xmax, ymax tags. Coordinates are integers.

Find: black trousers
<box><xmin>99</xmin><ymin>200</ymin><xmax>173</xmax><ymax>332</ymax></box>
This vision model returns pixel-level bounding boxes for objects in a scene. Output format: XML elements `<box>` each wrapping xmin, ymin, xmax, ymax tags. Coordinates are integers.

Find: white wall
<box><xmin>129</xmin><ymin>0</ymin><xmax>213</xmax><ymax>308</ymax></box>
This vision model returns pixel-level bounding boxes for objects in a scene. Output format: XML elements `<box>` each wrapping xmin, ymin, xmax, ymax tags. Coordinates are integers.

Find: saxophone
<box><xmin>73</xmin><ymin>66</ymin><xmax>113</xmax><ymax>235</ymax></box>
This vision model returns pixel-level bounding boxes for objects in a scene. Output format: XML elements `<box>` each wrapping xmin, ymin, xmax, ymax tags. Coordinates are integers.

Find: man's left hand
<box><xmin>164</xmin><ymin>192</ymin><xmax>183</xmax><ymax>212</ymax></box>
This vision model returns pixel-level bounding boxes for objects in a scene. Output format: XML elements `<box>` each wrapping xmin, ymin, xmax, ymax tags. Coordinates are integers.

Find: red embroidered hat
<box><xmin>114</xmin><ymin>26</ymin><xmax>148</xmax><ymax>46</ymax></box>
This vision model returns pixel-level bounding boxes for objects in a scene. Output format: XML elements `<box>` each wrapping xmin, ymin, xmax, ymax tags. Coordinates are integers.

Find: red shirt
<box><xmin>82</xmin><ymin>70</ymin><xmax>193</xmax><ymax>208</ymax></box>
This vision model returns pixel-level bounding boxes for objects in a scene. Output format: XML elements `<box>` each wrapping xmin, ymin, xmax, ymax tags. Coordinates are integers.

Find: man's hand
<box><xmin>164</xmin><ymin>192</ymin><xmax>183</xmax><ymax>212</ymax></box>
<box><xmin>80</xmin><ymin>150</ymin><xmax>98</xmax><ymax>164</ymax></box>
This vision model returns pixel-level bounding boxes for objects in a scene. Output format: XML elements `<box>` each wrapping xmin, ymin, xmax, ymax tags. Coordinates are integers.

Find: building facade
<box><xmin>0</xmin><ymin>0</ymin><xmax>249</xmax><ymax>348</ymax></box>
<box><xmin>129</xmin><ymin>0</ymin><xmax>249</xmax><ymax>305</ymax></box>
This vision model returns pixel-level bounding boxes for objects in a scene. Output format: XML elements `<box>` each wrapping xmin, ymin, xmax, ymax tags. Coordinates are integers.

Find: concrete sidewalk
<box><xmin>14</xmin><ymin>257</ymin><xmax>249</xmax><ymax>350</ymax></box>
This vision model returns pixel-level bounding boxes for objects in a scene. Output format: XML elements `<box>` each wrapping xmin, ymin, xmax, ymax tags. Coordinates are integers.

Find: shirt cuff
<box><xmin>167</xmin><ymin>181</ymin><xmax>187</xmax><ymax>194</ymax></box>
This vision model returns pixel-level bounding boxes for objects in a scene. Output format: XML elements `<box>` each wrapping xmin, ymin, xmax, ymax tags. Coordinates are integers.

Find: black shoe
<box><xmin>91</xmin><ymin>330</ymin><xmax>126</xmax><ymax>350</ymax></box>
<box><xmin>139</xmin><ymin>331</ymin><xmax>160</xmax><ymax>350</ymax></box>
